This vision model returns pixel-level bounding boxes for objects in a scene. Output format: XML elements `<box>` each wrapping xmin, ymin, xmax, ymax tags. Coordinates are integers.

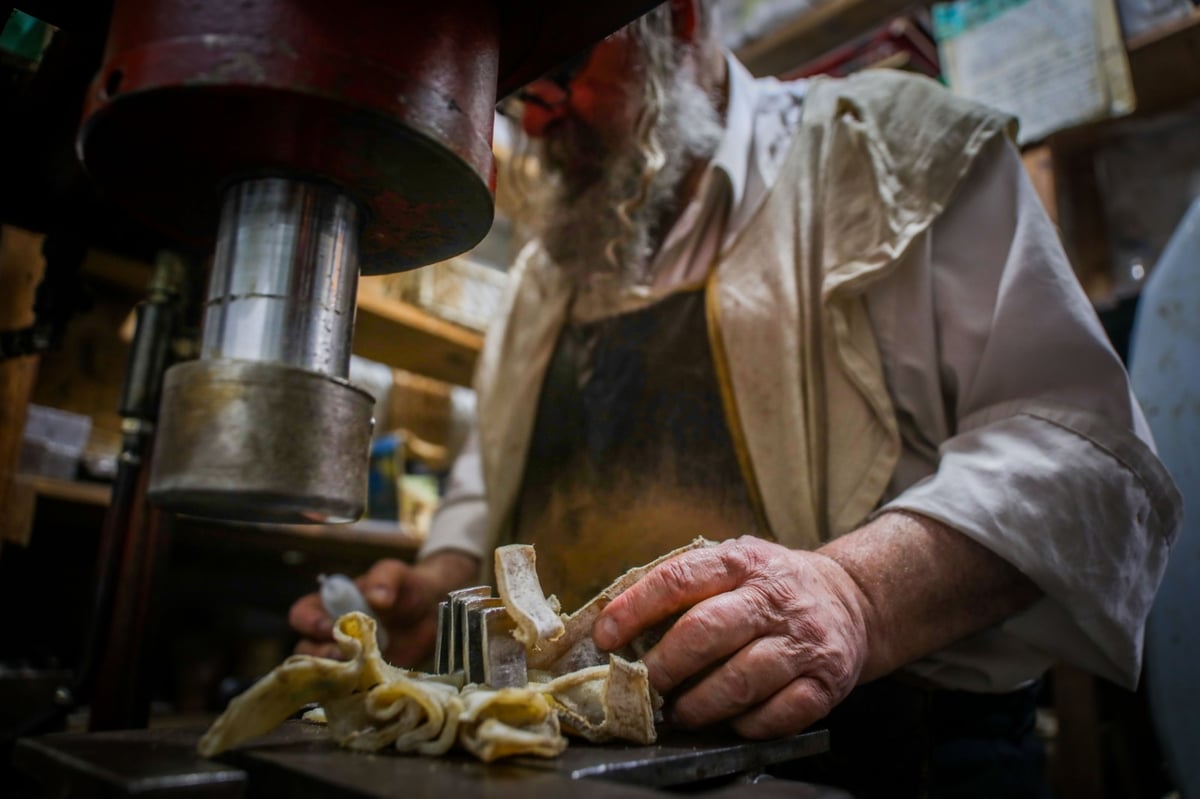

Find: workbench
<box><xmin>15</xmin><ymin>720</ymin><xmax>838</xmax><ymax>798</ymax></box>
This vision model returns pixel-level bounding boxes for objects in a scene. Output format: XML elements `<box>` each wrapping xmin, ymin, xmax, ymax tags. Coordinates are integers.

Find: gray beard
<box><xmin>524</xmin><ymin>65</ymin><xmax>724</xmax><ymax>287</ymax></box>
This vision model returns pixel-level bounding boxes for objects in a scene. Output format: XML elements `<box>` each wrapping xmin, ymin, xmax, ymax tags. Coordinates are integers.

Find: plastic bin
<box><xmin>19</xmin><ymin>404</ymin><xmax>92</xmax><ymax>480</ymax></box>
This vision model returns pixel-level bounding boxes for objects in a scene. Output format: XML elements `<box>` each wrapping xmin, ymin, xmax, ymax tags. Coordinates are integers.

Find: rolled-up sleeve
<box><xmin>869</xmin><ymin>137</ymin><xmax>1182</xmax><ymax>690</ymax></box>
<box><xmin>419</xmin><ymin>425</ymin><xmax>491</xmax><ymax>562</ymax></box>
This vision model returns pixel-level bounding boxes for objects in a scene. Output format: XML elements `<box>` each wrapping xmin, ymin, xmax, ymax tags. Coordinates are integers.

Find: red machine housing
<box><xmin>77</xmin><ymin>0</ymin><xmax>502</xmax><ymax>273</ymax></box>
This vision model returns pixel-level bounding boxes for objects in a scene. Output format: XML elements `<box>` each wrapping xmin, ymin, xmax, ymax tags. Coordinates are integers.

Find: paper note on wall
<box><xmin>933</xmin><ymin>0</ymin><xmax>1135</xmax><ymax>144</ymax></box>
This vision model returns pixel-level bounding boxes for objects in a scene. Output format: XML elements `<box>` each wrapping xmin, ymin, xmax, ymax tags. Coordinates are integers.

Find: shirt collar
<box><xmin>709</xmin><ymin>52</ymin><xmax>759</xmax><ymax>214</ymax></box>
<box><xmin>707</xmin><ymin>53</ymin><xmax>809</xmax><ymax>241</ymax></box>
<box><xmin>617</xmin><ymin>53</ymin><xmax>808</xmax><ymax>304</ymax></box>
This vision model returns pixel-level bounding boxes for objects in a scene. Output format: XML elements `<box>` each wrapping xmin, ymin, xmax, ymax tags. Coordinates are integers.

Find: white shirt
<box><xmin>424</xmin><ymin>56</ymin><xmax>1179</xmax><ymax>692</ymax></box>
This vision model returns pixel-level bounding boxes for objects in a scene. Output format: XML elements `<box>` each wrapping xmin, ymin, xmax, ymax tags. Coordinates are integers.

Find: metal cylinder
<box><xmin>149</xmin><ymin>178</ymin><xmax>374</xmax><ymax>523</ymax></box>
<box><xmin>148</xmin><ymin>360</ymin><xmax>374</xmax><ymax>524</ymax></box>
<box><xmin>201</xmin><ymin>179</ymin><xmax>360</xmax><ymax>378</ymax></box>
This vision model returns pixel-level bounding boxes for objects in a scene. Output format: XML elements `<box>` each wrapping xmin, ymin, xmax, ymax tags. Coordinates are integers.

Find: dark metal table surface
<box><xmin>14</xmin><ymin>720</ymin><xmax>833</xmax><ymax>798</ymax></box>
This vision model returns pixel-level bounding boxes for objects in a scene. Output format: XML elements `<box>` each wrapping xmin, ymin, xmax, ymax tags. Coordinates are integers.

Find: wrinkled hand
<box><xmin>289</xmin><ymin>552</ymin><xmax>478</xmax><ymax>668</ymax></box>
<box><xmin>592</xmin><ymin>536</ymin><xmax>870</xmax><ymax>739</ymax></box>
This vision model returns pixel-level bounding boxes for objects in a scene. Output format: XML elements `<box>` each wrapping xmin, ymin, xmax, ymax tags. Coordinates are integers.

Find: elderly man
<box><xmin>291</xmin><ymin>1</ymin><xmax>1180</xmax><ymax>794</ymax></box>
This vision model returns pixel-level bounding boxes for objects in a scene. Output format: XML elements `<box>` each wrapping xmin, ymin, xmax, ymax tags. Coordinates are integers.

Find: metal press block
<box><xmin>444</xmin><ymin>586</ymin><xmax>492</xmax><ymax>673</ymax></box>
<box><xmin>479</xmin><ymin>606</ymin><xmax>527</xmax><ymax>689</ymax></box>
<box><xmin>461</xmin><ymin>597</ymin><xmax>504</xmax><ymax>684</ymax></box>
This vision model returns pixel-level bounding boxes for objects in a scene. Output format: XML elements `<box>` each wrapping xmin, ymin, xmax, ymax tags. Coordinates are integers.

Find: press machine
<box><xmin>2</xmin><ymin>3</ymin><xmax>837</xmax><ymax>794</ymax></box>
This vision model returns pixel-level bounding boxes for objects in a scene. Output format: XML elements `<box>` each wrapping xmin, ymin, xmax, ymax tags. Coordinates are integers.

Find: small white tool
<box><xmin>318</xmin><ymin>573</ymin><xmax>390</xmax><ymax>650</ymax></box>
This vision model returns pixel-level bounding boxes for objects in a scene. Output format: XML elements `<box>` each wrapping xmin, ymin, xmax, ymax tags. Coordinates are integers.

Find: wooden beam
<box><xmin>1051</xmin><ymin>664</ymin><xmax>1107</xmax><ymax>799</ymax></box>
<box><xmin>0</xmin><ymin>226</ymin><xmax>46</xmax><ymax>553</ymax></box>
<box><xmin>21</xmin><ymin>472</ymin><xmax>420</xmax><ymax>553</ymax></box>
<box><xmin>81</xmin><ymin>249</ymin><xmax>152</xmax><ymax>294</ymax></box>
<box><xmin>0</xmin><ymin>479</ymin><xmax>36</xmax><ymax>550</ymax></box>
<box><xmin>1050</xmin><ymin>140</ymin><xmax>1116</xmax><ymax>302</ymax></box>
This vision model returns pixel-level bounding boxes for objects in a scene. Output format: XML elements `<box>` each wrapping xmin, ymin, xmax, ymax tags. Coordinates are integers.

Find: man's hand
<box><xmin>592</xmin><ymin>513</ymin><xmax>1042</xmax><ymax>740</ymax></box>
<box><xmin>592</xmin><ymin>536</ymin><xmax>871</xmax><ymax>739</ymax></box>
<box><xmin>289</xmin><ymin>550</ymin><xmax>479</xmax><ymax>667</ymax></box>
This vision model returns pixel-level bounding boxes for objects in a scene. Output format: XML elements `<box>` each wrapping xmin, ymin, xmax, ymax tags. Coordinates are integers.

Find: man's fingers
<box><xmin>294</xmin><ymin>640</ymin><xmax>342</xmax><ymax>660</ymax></box>
<box><xmin>289</xmin><ymin>593</ymin><xmax>334</xmax><ymax>640</ymax></box>
<box><xmin>382</xmin><ymin>610</ymin><xmax>440</xmax><ymax>670</ymax></box>
<box><xmin>731</xmin><ymin>676</ymin><xmax>838</xmax><ymax>739</ymax></box>
<box><xmin>668</xmin><ymin>635</ymin><xmax>804</xmax><ymax>728</ymax></box>
<box><xmin>357</xmin><ymin>559</ymin><xmax>411</xmax><ymax>612</ymax></box>
<box><xmin>290</xmin><ymin>592</ymin><xmax>339</xmax><ymax>659</ymax></box>
<box><xmin>641</xmin><ymin>590</ymin><xmax>763</xmax><ymax>694</ymax></box>
<box><xmin>595</xmin><ymin>541</ymin><xmax>753</xmax><ymax>650</ymax></box>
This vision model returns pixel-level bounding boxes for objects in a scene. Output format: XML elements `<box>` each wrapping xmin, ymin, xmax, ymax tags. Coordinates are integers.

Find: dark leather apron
<box><xmin>510</xmin><ymin>282</ymin><xmax>1049</xmax><ymax>798</ymax></box>
<box><xmin>511</xmin><ymin>286</ymin><xmax>759</xmax><ymax>613</ymax></box>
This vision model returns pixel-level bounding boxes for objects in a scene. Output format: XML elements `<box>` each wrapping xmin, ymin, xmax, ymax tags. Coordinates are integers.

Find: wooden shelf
<box><xmin>354</xmin><ymin>289</ymin><xmax>482</xmax><ymax>388</ymax></box>
<box><xmin>3</xmin><ymin>473</ymin><xmax>110</xmax><ymax>548</ymax></box>
<box><xmin>81</xmin><ymin>250</ymin><xmax>483</xmax><ymax>387</ymax></box>
<box><xmin>1043</xmin><ymin>9</ymin><xmax>1200</xmax><ymax>144</ymax></box>
<box><xmin>735</xmin><ymin>0</ymin><xmax>1200</xmax><ymax>140</ymax></box>
<box><xmin>17</xmin><ymin>472</ymin><xmax>112</xmax><ymax>506</ymax></box>
<box><xmin>1041</xmin><ymin>10</ymin><xmax>1200</xmax><ymax>155</ymax></box>
<box><xmin>1127</xmin><ymin>8</ymin><xmax>1200</xmax><ymax>116</ymax></box>
<box><xmin>735</xmin><ymin>0</ymin><xmax>921</xmax><ymax>77</ymax></box>
<box><xmin>18</xmin><ymin>472</ymin><xmax>422</xmax><ymax>552</ymax></box>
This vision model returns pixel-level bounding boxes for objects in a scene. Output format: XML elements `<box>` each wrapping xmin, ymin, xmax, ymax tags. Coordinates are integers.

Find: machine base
<box><xmin>13</xmin><ymin>720</ymin><xmax>833</xmax><ymax>798</ymax></box>
<box><xmin>148</xmin><ymin>359</ymin><xmax>375</xmax><ymax>524</ymax></box>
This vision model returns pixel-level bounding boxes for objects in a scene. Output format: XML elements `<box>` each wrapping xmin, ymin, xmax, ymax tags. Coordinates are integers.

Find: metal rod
<box><xmin>84</xmin><ymin>253</ymin><xmax>187</xmax><ymax>731</ymax></box>
<box><xmin>201</xmin><ymin>178</ymin><xmax>360</xmax><ymax>377</ymax></box>
<box><xmin>87</xmin><ymin>462</ymin><xmax>172</xmax><ymax>730</ymax></box>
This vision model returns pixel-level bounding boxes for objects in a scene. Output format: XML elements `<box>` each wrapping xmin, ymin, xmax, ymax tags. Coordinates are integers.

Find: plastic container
<box><xmin>19</xmin><ymin>404</ymin><xmax>92</xmax><ymax>480</ymax></box>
